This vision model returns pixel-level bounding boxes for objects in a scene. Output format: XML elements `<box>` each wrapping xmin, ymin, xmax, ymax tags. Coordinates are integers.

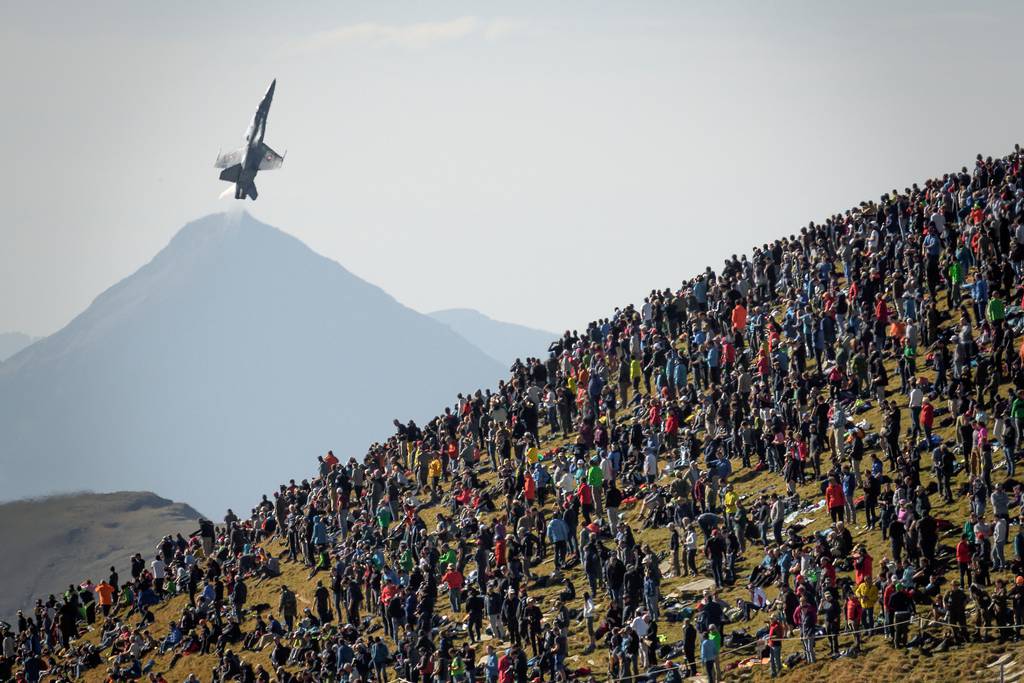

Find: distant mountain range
<box><xmin>0</xmin><ymin>331</ymin><xmax>37</xmax><ymax>362</ymax></box>
<box><xmin>0</xmin><ymin>491</ymin><xmax>201</xmax><ymax>621</ymax></box>
<box><xmin>428</xmin><ymin>308</ymin><xmax>555</xmax><ymax>368</ymax></box>
<box><xmin>0</xmin><ymin>212</ymin><xmax>506</xmax><ymax>514</ymax></box>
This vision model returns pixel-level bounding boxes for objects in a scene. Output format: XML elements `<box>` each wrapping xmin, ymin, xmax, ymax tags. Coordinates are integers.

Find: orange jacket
<box><xmin>95</xmin><ymin>582</ymin><xmax>115</xmax><ymax>606</ymax></box>
<box><xmin>731</xmin><ymin>304</ymin><xmax>747</xmax><ymax>331</ymax></box>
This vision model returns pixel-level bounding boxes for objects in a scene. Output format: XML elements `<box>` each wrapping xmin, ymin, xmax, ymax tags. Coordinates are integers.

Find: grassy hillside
<box><xmin>57</xmin><ymin>338</ymin><xmax>1024</xmax><ymax>683</ymax></box>
<box><xmin>0</xmin><ymin>492</ymin><xmax>201</xmax><ymax>622</ymax></box>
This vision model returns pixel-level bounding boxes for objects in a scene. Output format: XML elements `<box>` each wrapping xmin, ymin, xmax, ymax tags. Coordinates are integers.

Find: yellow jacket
<box><xmin>630</xmin><ymin>359</ymin><xmax>642</xmax><ymax>380</ymax></box>
<box><xmin>723</xmin><ymin>491</ymin><xmax>738</xmax><ymax>515</ymax></box>
<box><xmin>855</xmin><ymin>580</ymin><xmax>878</xmax><ymax>609</ymax></box>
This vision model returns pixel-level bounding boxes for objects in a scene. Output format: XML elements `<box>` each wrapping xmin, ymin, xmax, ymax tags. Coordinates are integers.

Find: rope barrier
<box><xmin>714</xmin><ymin>614</ymin><xmax>919</xmax><ymax>657</ymax></box>
<box><xmin>587</xmin><ymin>616</ymin><xmax>923</xmax><ymax>682</ymax></box>
<box><xmin>917</xmin><ymin>614</ymin><xmax>1024</xmax><ymax>632</ymax></box>
<box><xmin>594</xmin><ymin>611</ymin><xmax>1024</xmax><ymax>682</ymax></box>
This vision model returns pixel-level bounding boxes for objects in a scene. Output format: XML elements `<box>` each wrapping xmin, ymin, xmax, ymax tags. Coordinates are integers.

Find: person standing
<box><xmin>95</xmin><ymin>579</ymin><xmax>115</xmax><ymax>619</ymax></box>
<box><xmin>825</xmin><ymin>476</ymin><xmax>846</xmax><ymax>524</ymax></box>
<box><xmin>767</xmin><ymin>613</ymin><xmax>786</xmax><ymax>677</ymax></box>
<box><xmin>669</xmin><ymin>524</ymin><xmax>681</xmax><ymax>577</ymax></box>
<box><xmin>278</xmin><ymin>585</ymin><xmax>297</xmax><ymax>633</ymax></box>
<box><xmin>605</xmin><ymin>481</ymin><xmax>623</xmax><ymax>535</ymax></box>
<box><xmin>796</xmin><ymin>595</ymin><xmax>818</xmax><ymax>663</ymax></box>
<box><xmin>908</xmin><ymin>379</ymin><xmax>924</xmax><ymax>441</ymax></box>
<box><xmin>151</xmin><ymin>556</ymin><xmax>166</xmax><ymax>597</ymax></box>
<box><xmin>682</xmin><ymin>617</ymin><xmax>698</xmax><ymax>678</ymax></box>
<box><xmin>587</xmin><ymin>458</ymin><xmax>605</xmax><ymax>515</ymax></box>
<box><xmin>371</xmin><ymin>637</ymin><xmax>390</xmax><ymax>683</ymax></box>
<box><xmin>704</xmin><ymin>529</ymin><xmax>727</xmax><ymax>588</ymax></box>
<box><xmin>700</xmin><ymin>630</ymin><xmax>719</xmax><ymax>683</ymax></box>
<box><xmin>956</xmin><ymin>535</ymin><xmax>974</xmax><ymax>588</ymax></box>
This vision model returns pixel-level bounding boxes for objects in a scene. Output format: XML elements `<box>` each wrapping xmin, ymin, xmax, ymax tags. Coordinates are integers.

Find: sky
<box><xmin>2</xmin><ymin>1</ymin><xmax>1024</xmax><ymax>337</ymax></box>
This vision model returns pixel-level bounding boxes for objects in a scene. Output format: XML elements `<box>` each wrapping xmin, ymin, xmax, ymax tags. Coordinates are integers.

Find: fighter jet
<box><xmin>214</xmin><ymin>79</ymin><xmax>284</xmax><ymax>200</ymax></box>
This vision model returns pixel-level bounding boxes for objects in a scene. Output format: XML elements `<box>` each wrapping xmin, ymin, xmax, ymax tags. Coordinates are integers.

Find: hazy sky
<box><xmin>3</xmin><ymin>2</ymin><xmax>1023</xmax><ymax>337</ymax></box>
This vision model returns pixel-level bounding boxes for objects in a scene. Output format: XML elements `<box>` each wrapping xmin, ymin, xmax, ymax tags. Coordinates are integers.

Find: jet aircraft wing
<box><xmin>257</xmin><ymin>143</ymin><xmax>285</xmax><ymax>171</ymax></box>
<box><xmin>214</xmin><ymin>147</ymin><xmax>244</xmax><ymax>169</ymax></box>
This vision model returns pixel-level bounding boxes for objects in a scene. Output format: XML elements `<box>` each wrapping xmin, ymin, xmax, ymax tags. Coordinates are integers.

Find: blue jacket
<box><xmin>546</xmin><ymin>518</ymin><xmax>569</xmax><ymax>543</ymax></box>
<box><xmin>533</xmin><ymin>465</ymin><xmax>551</xmax><ymax>487</ymax></box>
<box><xmin>609</xmin><ymin>449</ymin><xmax>622</xmax><ymax>472</ymax></box>
<box><xmin>137</xmin><ymin>588</ymin><xmax>160</xmax><ymax>608</ymax></box>
<box><xmin>842</xmin><ymin>472</ymin><xmax>857</xmax><ymax>498</ymax></box>
<box><xmin>700</xmin><ymin>637</ymin><xmax>719</xmax><ymax>662</ymax></box>
<box><xmin>335</xmin><ymin>643</ymin><xmax>354</xmax><ymax>669</ymax></box>
<box><xmin>485</xmin><ymin>654</ymin><xmax>499</xmax><ymax>679</ymax></box>
<box><xmin>311</xmin><ymin>517</ymin><xmax>328</xmax><ymax>546</ymax></box>
<box><xmin>693</xmin><ymin>280</ymin><xmax>707</xmax><ymax>305</ymax></box>
<box><xmin>672</xmin><ymin>358</ymin><xmax>688</xmax><ymax>386</ymax></box>
<box><xmin>971</xmin><ymin>278</ymin><xmax>989</xmax><ymax>303</ymax></box>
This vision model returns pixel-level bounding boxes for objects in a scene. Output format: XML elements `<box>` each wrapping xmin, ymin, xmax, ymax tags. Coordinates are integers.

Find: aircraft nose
<box><xmin>267</xmin><ymin>79</ymin><xmax>276</xmax><ymax>97</ymax></box>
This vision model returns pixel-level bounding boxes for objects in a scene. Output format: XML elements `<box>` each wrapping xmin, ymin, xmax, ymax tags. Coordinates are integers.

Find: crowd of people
<box><xmin>7</xmin><ymin>146</ymin><xmax>1024</xmax><ymax>682</ymax></box>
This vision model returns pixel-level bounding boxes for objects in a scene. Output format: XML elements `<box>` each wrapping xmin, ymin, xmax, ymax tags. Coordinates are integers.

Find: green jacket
<box><xmin>1012</xmin><ymin>398</ymin><xmax>1024</xmax><ymax>420</ymax></box>
<box><xmin>987</xmin><ymin>297</ymin><xmax>1006</xmax><ymax>322</ymax></box>
<box><xmin>949</xmin><ymin>261</ymin><xmax>963</xmax><ymax>285</ymax></box>
<box><xmin>400</xmin><ymin>549</ymin><xmax>414</xmax><ymax>572</ymax></box>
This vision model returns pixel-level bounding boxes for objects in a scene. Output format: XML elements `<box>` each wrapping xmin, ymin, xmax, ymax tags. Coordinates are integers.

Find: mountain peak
<box><xmin>158</xmin><ymin>211</ymin><xmax>314</xmax><ymax>268</ymax></box>
<box><xmin>0</xmin><ymin>214</ymin><xmax>505</xmax><ymax>513</ymax></box>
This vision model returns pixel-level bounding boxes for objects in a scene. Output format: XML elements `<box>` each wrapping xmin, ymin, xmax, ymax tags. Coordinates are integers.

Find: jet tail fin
<box><xmin>242</xmin><ymin>181</ymin><xmax>258</xmax><ymax>200</ymax></box>
<box><xmin>219</xmin><ymin>164</ymin><xmax>242</xmax><ymax>183</ymax></box>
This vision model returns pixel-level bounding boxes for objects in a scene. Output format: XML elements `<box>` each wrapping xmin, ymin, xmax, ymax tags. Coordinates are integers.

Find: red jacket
<box><xmin>524</xmin><ymin>475</ymin><xmax>536</xmax><ymax>502</ymax></box>
<box><xmin>825</xmin><ymin>483</ymin><xmax>845</xmax><ymax>509</ymax></box>
<box><xmin>853</xmin><ymin>553</ymin><xmax>873</xmax><ymax>585</ymax></box>
<box><xmin>874</xmin><ymin>300</ymin><xmax>890</xmax><ymax>324</ymax></box>
<box><xmin>882</xmin><ymin>583</ymin><xmax>896</xmax><ymax>611</ymax></box>
<box><xmin>664</xmin><ymin>413</ymin><xmax>679</xmax><ymax>436</ymax></box>
<box><xmin>380</xmin><ymin>582</ymin><xmax>398</xmax><ymax>606</ymax></box>
<box><xmin>768</xmin><ymin>621</ymin><xmax>785</xmax><ymax>646</ymax></box>
<box><xmin>820</xmin><ymin>562</ymin><xmax>837</xmax><ymax>587</ymax></box>
<box><xmin>497</xmin><ymin>655</ymin><xmax>513</xmax><ymax>683</ymax></box>
<box><xmin>845</xmin><ymin>597</ymin><xmax>863</xmax><ymax>623</ymax></box>
<box><xmin>920</xmin><ymin>403</ymin><xmax>934</xmax><ymax>428</ymax></box>
<box><xmin>442</xmin><ymin>569</ymin><xmax>464</xmax><ymax>591</ymax></box>
<box><xmin>956</xmin><ymin>539</ymin><xmax>972</xmax><ymax>564</ymax></box>
<box><xmin>577</xmin><ymin>482</ymin><xmax>593</xmax><ymax>506</ymax></box>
